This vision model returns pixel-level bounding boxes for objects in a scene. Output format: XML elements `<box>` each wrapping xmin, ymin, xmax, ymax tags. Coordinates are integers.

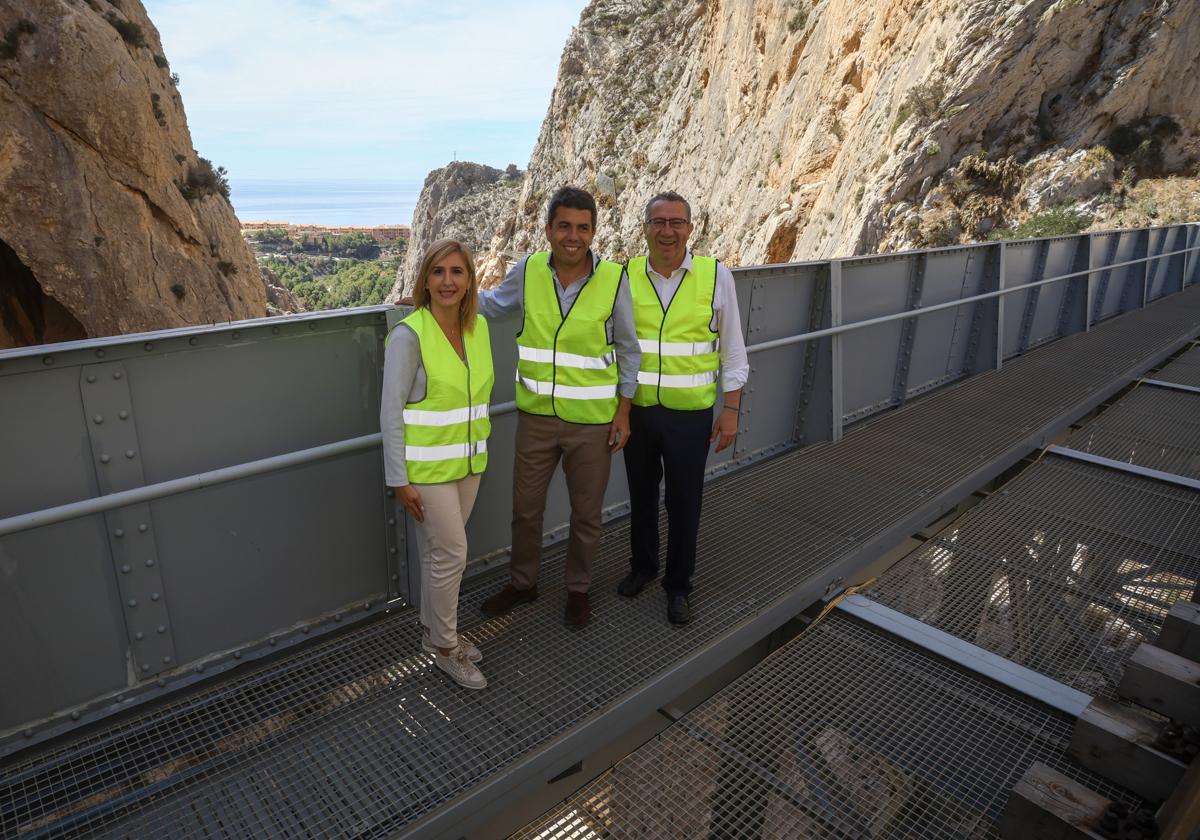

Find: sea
<box><xmin>230</xmin><ymin>178</ymin><xmax>423</xmax><ymax>227</ymax></box>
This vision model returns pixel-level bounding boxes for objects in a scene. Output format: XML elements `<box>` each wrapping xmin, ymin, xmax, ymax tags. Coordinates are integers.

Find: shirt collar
<box><xmin>546</xmin><ymin>249</ymin><xmax>599</xmax><ymax>283</ymax></box>
<box><xmin>647</xmin><ymin>251</ymin><xmax>693</xmax><ymax>281</ymax></box>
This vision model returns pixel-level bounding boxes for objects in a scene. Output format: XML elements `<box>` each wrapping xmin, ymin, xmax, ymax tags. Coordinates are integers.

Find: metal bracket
<box><xmin>1090</xmin><ymin>233</ymin><xmax>1119</xmax><ymax>325</ymax></box>
<box><xmin>890</xmin><ymin>253</ymin><xmax>926</xmax><ymax>407</ymax></box>
<box><xmin>79</xmin><ymin>362</ymin><xmax>176</xmax><ymax>679</ymax></box>
<box><xmin>1056</xmin><ymin>235</ymin><xmax>1089</xmax><ymax>337</ymax></box>
<box><xmin>793</xmin><ymin>265</ymin><xmax>828</xmax><ymax>445</ymax></box>
<box><xmin>1017</xmin><ymin>240</ymin><xmax>1050</xmax><ymax>354</ymax></box>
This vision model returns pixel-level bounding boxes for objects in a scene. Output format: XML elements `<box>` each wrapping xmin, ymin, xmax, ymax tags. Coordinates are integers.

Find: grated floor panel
<box><xmin>511</xmin><ymin>615</ymin><xmax>1143</xmax><ymax>840</ymax></box>
<box><xmin>1154</xmin><ymin>344</ymin><xmax>1200</xmax><ymax>387</ymax></box>
<box><xmin>1064</xmin><ymin>384</ymin><xmax>1200</xmax><ymax>479</ymax></box>
<box><xmin>3</xmin><ymin>287</ymin><xmax>1199</xmax><ymax>839</ymax></box>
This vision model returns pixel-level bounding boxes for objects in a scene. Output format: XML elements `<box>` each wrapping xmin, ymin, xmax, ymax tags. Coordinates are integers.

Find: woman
<box><xmin>381</xmin><ymin>239</ymin><xmax>493</xmax><ymax>690</ymax></box>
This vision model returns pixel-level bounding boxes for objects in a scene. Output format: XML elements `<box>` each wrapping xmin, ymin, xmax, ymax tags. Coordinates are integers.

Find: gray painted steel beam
<box><xmin>835</xmin><ymin>594</ymin><xmax>1091</xmax><ymax>716</ymax></box>
<box><xmin>1045</xmin><ymin>445</ymin><xmax>1200</xmax><ymax>491</ymax></box>
<box><xmin>1142</xmin><ymin>377</ymin><xmax>1200</xmax><ymax>395</ymax></box>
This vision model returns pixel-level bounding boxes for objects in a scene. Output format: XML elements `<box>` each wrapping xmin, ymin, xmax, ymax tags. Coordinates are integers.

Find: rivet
<box><xmin>391</xmin><ymin>573</ymin><xmax>399</xmax><ymax>581</ymax></box>
<box><xmin>115</xmin><ymin>694</ymin><xmax>124</xmax><ymax>702</ymax></box>
<box><xmin>363</xmin><ymin>602</ymin><xmax>371</xmax><ymax>611</ymax></box>
<box><xmin>156</xmin><ymin>679</ymin><xmax>165</xmax><ymax>688</ymax></box>
<box><xmin>269</xmin><ymin>638</ymin><xmax>277</xmax><ymax>646</ymax></box>
<box><xmin>189</xmin><ymin>337</ymin><xmax>198</xmax><ymax>346</ymax></box>
<box><xmin>195</xmin><ymin>664</ymin><xmax>204</xmax><ymax>673</ymax></box>
<box><xmin>113</xmin><ymin>371</ymin><xmax>122</xmax><ymax>380</ymax></box>
<box><xmin>309</xmin><ymin>323</ymin><xmax>317</xmax><ymax>330</ymax></box>
<box><xmin>126</xmin><ymin>450</ymin><xmax>136</xmax><ymax>459</ymax></box>
<box><xmin>301</xmin><ymin>626</ymin><xmax>310</xmax><ymax>634</ymax></box>
<box><xmin>233</xmin><ymin>651</ymin><xmax>242</xmax><ymax>659</ymax></box>
<box><xmin>114</xmin><ymin>528</ymin><xmax>124</xmax><ymax>537</ymax></box>
<box><xmin>144</xmin><ymin>342</ymin><xmax>154</xmax><ymax>351</ymax></box>
<box><xmin>128</xmin><ymin>598</ymin><xmax>137</xmax><ymax>607</ymax></box>
<box><xmin>334</xmin><ymin>613</ymin><xmax>342</xmax><ymax>622</ymax></box>
<box><xmin>23</xmin><ymin>729</ymin><xmax>33</xmax><ymax>738</ymax></box>
<box><xmin>42</xmin><ymin>356</ymin><xmax>54</xmax><ymax>365</ymax></box>
<box><xmin>162</xmin><ymin>656</ymin><xmax>172</xmax><ymax>664</ymax></box>
<box><xmin>135</xmin><ymin>630</ymin><xmax>144</xmax><ymax>640</ymax></box>
<box><xmin>141</xmin><ymin>663</ymin><xmax>150</xmax><ymax>672</ymax></box>
<box><xmin>138</xmin><ymin>523</ymin><xmax>148</xmax><ymax>533</ymax></box>
<box><xmin>151</xmin><ymin>592</ymin><xmax>160</xmax><ymax>601</ymax></box>
<box><xmin>86</xmin><ymin>374</ymin><xmax>97</xmax><ymax>384</ymax></box>
<box><xmin>386</xmin><ymin>488</ymin><xmax>395</xmax><ymax>497</ymax></box>
<box><xmin>71</xmin><ymin>711</ymin><xmax>81</xmax><ymax>721</ymax></box>
<box><xmin>96</xmin><ymin>349</ymin><xmax>106</xmax><ymax>358</ymax></box>
<box><xmin>100</xmin><ymin>454</ymin><xmax>111</xmax><ymax>464</ymax></box>
<box><xmin>389</xmin><ymin>547</ymin><xmax>397</xmax><ymax>555</ymax></box>
<box><xmin>93</xmin><ymin>414</ymin><xmax>104</xmax><ymax>424</ymax></box>
<box><xmin>232</xmin><ymin>331</ymin><xmax>240</xmax><ymax>340</ymax></box>
<box><xmin>121</xmin><ymin>564</ymin><xmax>131</xmax><ymax>573</ymax></box>
<box><xmin>272</xmin><ymin>326</ymin><xmax>280</xmax><ymax>334</ymax></box>
<box><xmin>145</xmin><ymin>559</ymin><xmax>155</xmax><ymax>567</ymax></box>
<box><xmin>157</xmin><ymin>624</ymin><xmax>166</xmax><ymax>633</ymax></box>
<box><xmin>387</xmin><ymin>518</ymin><xmax>396</xmax><ymax>526</ymax></box>
<box><xmin>119</xmin><ymin>410</ymin><xmax>129</xmax><ymax>420</ymax></box>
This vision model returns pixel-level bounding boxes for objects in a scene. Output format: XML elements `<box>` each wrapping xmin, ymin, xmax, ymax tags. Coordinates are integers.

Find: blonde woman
<box><xmin>381</xmin><ymin>239</ymin><xmax>494</xmax><ymax>689</ymax></box>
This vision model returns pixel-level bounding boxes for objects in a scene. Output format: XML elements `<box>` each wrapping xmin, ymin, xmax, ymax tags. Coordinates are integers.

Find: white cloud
<box><xmin>144</xmin><ymin>0</ymin><xmax>586</xmax><ymax>177</ymax></box>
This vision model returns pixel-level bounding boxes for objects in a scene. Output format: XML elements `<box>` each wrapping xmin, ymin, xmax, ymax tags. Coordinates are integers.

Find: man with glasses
<box><xmin>477</xmin><ymin>186</ymin><xmax>640</xmax><ymax>627</ymax></box>
<box><xmin>617</xmin><ymin>191</ymin><xmax>748</xmax><ymax>624</ymax></box>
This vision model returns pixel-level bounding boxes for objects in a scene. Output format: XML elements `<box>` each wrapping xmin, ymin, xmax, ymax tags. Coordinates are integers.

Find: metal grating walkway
<box><xmin>511</xmin><ymin>614</ymin><xmax>1142</xmax><ymax>840</ymax></box>
<box><xmin>2</xmin><ymin>287</ymin><xmax>1199</xmax><ymax>839</ymax></box>
<box><xmin>1154</xmin><ymin>343</ymin><xmax>1200</xmax><ymax>387</ymax></box>
<box><xmin>1064</xmin><ymin>385</ymin><xmax>1200</xmax><ymax>479</ymax></box>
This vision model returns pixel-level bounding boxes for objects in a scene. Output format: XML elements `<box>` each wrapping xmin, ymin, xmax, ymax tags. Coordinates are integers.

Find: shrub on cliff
<box><xmin>179</xmin><ymin>158</ymin><xmax>231</xmax><ymax>202</ymax></box>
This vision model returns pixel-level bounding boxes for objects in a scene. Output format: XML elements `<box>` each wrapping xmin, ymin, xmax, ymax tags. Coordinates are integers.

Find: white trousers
<box><xmin>414</xmin><ymin>473</ymin><xmax>481</xmax><ymax>650</ymax></box>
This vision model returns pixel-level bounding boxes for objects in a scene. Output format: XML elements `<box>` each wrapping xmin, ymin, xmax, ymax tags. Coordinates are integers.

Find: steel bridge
<box><xmin>2</xmin><ymin>224</ymin><xmax>1199</xmax><ymax>838</ymax></box>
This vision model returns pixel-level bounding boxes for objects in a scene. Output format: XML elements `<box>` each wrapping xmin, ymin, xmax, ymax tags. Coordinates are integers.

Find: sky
<box><xmin>144</xmin><ymin>0</ymin><xmax>589</xmax><ymax>183</ymax></box>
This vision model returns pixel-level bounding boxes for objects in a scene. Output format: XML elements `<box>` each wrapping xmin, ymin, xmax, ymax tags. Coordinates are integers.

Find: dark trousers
<box><xmin>623</xmin><ymin>403</ymin><xmax>712</xmax><ymax>596</ymax></box>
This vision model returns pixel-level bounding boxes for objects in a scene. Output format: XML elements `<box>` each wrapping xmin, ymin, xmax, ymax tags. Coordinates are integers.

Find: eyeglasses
<box><xmin>646</xmin><ymin>218</ymin><xmax>690</xmax><ymax>230</ymax></box>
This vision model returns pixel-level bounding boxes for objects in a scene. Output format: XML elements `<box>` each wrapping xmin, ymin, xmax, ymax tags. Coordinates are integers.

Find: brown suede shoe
<box><xmin>564</xmin><ymin>591</ymin><xmax>591</xmax><ymax>627</ymax></box>
<box><xmin>480</xmin><ymin>584</ymin><xmax>538</xmax><ymax>618</ymax></box>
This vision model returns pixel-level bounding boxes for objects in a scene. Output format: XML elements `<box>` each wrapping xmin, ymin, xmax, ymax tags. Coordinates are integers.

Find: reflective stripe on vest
<box><xmin>628</xmin><ymin>255</ymin><xmax>720</xmax><ymax>409</ymax></box>
<box><xmin>392</xmin><ymin>307</ymin><xmax>494</xmax><ymax>483</ymax></box>
<box><xmin>515</xmin><ymin>252</ymin><xmax>622</xmax><ymax>424</ymax></box>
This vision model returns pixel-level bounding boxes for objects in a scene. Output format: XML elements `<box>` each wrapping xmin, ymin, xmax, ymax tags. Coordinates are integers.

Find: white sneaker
<box><xmin>434</xmin><ymin>647</ymin><xmax>487</xmax><ymax>690</ymax></box>
<box><xmin>421</xmin><ymin>629</ymin><xmax>482</xmax><ymax>663</ymax></box>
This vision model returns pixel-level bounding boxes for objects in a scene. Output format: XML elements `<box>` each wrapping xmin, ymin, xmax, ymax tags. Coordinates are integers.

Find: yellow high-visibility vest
<box><xmin>392</xmin><ymin>307</ymin><xmax>493</xmax><ymax>483</ymax></box>
<box><xmin>628</xmin><ymin>255</ymin><xmax>720</xmax><ymax>410</ymax></box>
<box><xmin>515</xmin><ymin>251</ymin><xmax>622</xmax><ymax>424</ymax></box>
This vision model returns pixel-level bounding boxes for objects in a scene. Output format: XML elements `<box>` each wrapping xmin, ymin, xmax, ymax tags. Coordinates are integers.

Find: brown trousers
<box><xmin>510</xmin><ymin>411</ymin><xmax>613</xmax><ymax>593</ymax></box>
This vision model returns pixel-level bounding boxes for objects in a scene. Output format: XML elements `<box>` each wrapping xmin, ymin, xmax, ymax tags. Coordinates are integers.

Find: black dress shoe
<box><xmin>617</xmin><ymin>568</ymin><xmax>656</xmax><ymax>598</ymax></box>
<box><xmin>667</xmin><ymin>593</ymin><xmax>691</xmax><ymax>625</ymax></box>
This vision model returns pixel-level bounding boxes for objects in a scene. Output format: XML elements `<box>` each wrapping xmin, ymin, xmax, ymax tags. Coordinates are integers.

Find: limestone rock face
<box><xmin>412</xmin><ymin>0</ymin><xmax>1198</xmax><ymax>281</ymax></box>
<box><xmin>391</xmin><ymin>162</ymin><xmax>522</xmax><ymax>298</ymax></box>
<box><xmin>0</xmin><ymin>0</ymin><xmax>267</xmax><ymax>349</ymax></box>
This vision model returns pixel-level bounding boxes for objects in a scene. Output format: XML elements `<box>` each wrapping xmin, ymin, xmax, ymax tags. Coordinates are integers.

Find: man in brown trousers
<box><xmin>477</xmin><ymin>187</ymin><xmax>641</xmax><ymax>626</ymax></box>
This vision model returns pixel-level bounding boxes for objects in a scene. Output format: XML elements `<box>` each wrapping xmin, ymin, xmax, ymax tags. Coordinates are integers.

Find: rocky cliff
<box><xmin>391</xmin><ymin>161</ymin><xmax>523</xmax><ymax>297</ymax></box>
<box><xmin>0</xmin><ymin>0</ymin><xmax>267</xmax><ymax>349</ymax></box>
<box><xmin>403</xmin><ymin>0</ymin><xmax>1198</xmax><ymax>287</ymax></box>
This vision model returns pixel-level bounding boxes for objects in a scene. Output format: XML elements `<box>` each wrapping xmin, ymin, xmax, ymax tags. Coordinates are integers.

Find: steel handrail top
<box><xmin>2</xmin><ymin>241</ymin><xmax>1196</xmax><ymax>539</ymax></box>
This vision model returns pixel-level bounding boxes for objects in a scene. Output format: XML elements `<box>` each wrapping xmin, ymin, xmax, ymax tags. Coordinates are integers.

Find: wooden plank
<box><xmin>1158</xmin><ymin>756</ymin><xmax>1200</xmax><ymax>840</ymax></box>
<box><xmin>1118</xmin><ymin>643</ymin><xmax>1200</xmax><ymax>728</ymax></box>
<box><xmin>1157</xmin><ymin>601</ymin><xmax>1200</xmax><ymax>663</ymax></box>
<box><xmin>998</xmin><ymin>761</ymin><xmax>1108</xmax><ymax>839</ymax></box>
<box><xmin>1068</xmin><ymin>698</ymin><xmax>1187</xmax><ymax>802</ymax></box>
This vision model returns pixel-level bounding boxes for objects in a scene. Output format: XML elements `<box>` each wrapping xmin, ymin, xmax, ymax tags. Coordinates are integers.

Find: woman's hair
<box><xmin>413</xmin><ymin>238</ymin><xmax>479</xmax><ymax>334</ymax></box>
